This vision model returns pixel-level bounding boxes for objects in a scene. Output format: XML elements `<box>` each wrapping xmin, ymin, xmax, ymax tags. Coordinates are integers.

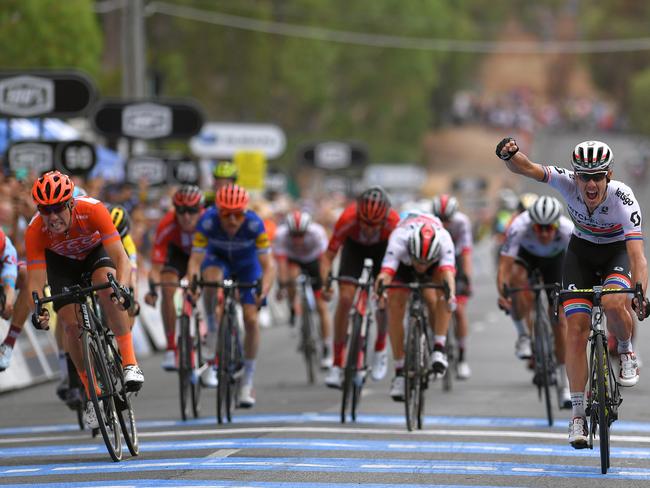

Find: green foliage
<box><xmin>0</xmin><ymin>0</ymin><xmax>102</xmax><ymax>78</ymax></box>
<box><xmin>629</xmin><ymin>68</ymin><xmax>650</xmax><ymax>135</ymax></box>
<box><xmin>149</xmin><ymin>0</ymin><xmax>487</xmax><ymax>164</ymax></box>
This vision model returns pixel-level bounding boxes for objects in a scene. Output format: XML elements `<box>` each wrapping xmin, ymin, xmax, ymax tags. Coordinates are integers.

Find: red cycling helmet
<box><xmin>173</xmin><ymin>185</ymin><xmax>204</xmax><ymax>208</ymax></box>
<box><xmin>0</xmin><ymin>228</ymin><xmax>6</xmax><ymax>257</ymax></box>
<box><xmin>216</xmin><ymin>183</ymin><xmax>249</xmax><ymax>211</ymax></box>
<box><xmin>357</xmin><ymin>186</ymin><xmax>390</xmax><ymax>223</ymax></box>
<box><xmin>31</xmin><ymin>171</ymin><xmax>75</xmax><ymax>206</ymax></box>
<box><xmin>408</xmin><ymin>222</ymin><xmax>441</xmax><ymax>263</ymax></box>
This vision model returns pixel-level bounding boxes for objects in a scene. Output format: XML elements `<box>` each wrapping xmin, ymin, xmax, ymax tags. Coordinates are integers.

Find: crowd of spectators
<box><xmin>450</xmin><ymin>88</ymin><xmax>621</xmax><ymax>133</ymax></box>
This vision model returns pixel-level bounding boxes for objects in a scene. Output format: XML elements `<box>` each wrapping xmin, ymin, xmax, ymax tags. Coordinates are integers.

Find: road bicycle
<box><xmin>328</xmin><ymin>258</ymin><xmax>379</xmax><ymax>423</ymax></box>
<box><xmin>33</xmin><ymin>273</ymin><xmax>138</xmax><ymax>462</ymax></box>
<box><xmin>505</xmin><ymin>268</ymin><xmax>558</xmax><ymax>427</ymax></box>
<box><xmin>155</xmin><ymin>279</ymin><xmax>207</xmax><ymax>421</ymax></box>
<box><xmin>553</xmin><ymin>281</ymin><xmax>645</xmax><ymax>474</ymax></box>
<box><xmin>199</xmin><ymin>278</ymin><xmax>258</xmax><ymax>424</ymax></box>
<box><xmin>280</xmin><ymin>274</ymin><xmax>322</xmax><ymax>384</ymax></box>
<box><xmin>379</xmin><ymin>280</ymin><xmax>449</xmax><ymax>431</ymax></box>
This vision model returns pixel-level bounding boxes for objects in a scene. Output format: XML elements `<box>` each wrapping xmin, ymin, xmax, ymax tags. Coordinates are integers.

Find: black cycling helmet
<box><xmin>109</xmin><ymin>205</ymin><xmax>131</xmax><ymax>238</ymax></box>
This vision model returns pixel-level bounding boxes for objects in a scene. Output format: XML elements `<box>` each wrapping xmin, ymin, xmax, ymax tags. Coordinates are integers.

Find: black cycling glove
<box><xmin>496</xmin><ymin>137</ymin><xmax>518</xmax><ymax>161</ymax></box>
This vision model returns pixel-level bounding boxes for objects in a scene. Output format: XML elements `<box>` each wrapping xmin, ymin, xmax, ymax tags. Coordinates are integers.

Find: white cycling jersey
<box><xmin>273</xmin><ymin>222</ymin><xmax>328</xmax><ymax>264</ymax></box>
<box><xmin>443</xmin><ymin>211</ymin><xmax>473</xmax><ymax>256</ymax></box>
<box><xmin>501</xmin><ymin>211</ymin><xmax>573</xmax><ymax>258</ymax></box>
<box><xmin>541</xmin><ymin>166</ymin><xmax>643</xmax><ymax>244</ymax></box>
<box><xmin>380</xmin><ymin>211</ymin><xmax>456</xmax><ymax>275</ymax></box>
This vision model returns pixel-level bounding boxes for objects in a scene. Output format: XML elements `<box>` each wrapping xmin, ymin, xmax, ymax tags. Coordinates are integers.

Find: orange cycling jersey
<box><xmin>26</xmin><ymin>197</ymin><xmax>121</xmax><ymax>270</ymax></box>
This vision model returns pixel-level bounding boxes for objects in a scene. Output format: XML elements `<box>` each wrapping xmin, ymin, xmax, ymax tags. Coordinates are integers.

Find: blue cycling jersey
<box><xmin>192</xmin><ymin>207</ymin><xmax>270</xmax><ymax>260</ymax></box>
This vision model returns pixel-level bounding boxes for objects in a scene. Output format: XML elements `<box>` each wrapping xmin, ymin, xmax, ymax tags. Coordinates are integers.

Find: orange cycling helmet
<box><xmin>357</xmin><ymin>186</ymin><xmax>390</xmax><ymax>223</ymax></box>
<box><xmin>216</xmin><ymin>183</ymin><xmax>249</xmax><ymax>211</ymax></box>
<box><xmin>173</xmin><ymin>185</ymin><xmax>204</xmax><ymax>208</ymax></box>
<box><xmin>32</xmin><ymin>171</ymin><xmax>75</xmax><ymax>206</ymax></box>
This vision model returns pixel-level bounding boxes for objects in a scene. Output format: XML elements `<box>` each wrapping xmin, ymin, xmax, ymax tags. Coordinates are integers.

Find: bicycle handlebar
<box><xmin>552</xmin><ymin>282</ymin><xmax>646</xmax><ymax>322</ymax></box>
<box><xmin>377</xmin><ymin>280</ymin><xmax>450</xmax><ymax>300</ymax></box>
<box><xmin>32</xmin><ymin>273</ymin><xmax>122</xmax><ymax>318</ymax></box>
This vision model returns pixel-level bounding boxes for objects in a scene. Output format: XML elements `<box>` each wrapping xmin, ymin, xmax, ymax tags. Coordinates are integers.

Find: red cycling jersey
<box><xmin>26</xmin><ymin>197</ymin><xmax>120</xmax><ymax>270</ymax></box>
<box><xmin>151</xmin><ymin>209</ymin><xmax>201</xmax><ymax>264</ymax></box>
<box><xmin>327</xmin><ymin>202</ymin><xmax>400</xmax><ymax>254</ymax></box>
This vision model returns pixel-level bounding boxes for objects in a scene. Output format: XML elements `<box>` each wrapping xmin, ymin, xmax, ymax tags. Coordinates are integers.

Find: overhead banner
<box><xmin>0</xmin><ymin>71</ymin><xmax>96</xmax><ymax>117</ymax></box>
<box><xmin>125</xmin><ymin>154</ymin><xmax>200</xmax><ymax>186</ymax></box>
<box><xmin>5</xmin><ymin>140</ymin><xmax>96</xmax><ymax>177</ymax></box>
<box><xmin>190</xmin><ymin>122</ymin><xmax>286</xmax><ymax>159</ymax></box>
<box><xmin>299</xmin><ymin>141</ymin><xmax>368</xmax><ymax>170</ymax></box>
<box><xmin>234</xmin><ymin>150</ymin><xmax>266</xmax><ymax>190</ymax></box>
<box><xmin>92</xmin><ymin>98</ymin><xmax>204</xmax><ymax>140</ymax></box>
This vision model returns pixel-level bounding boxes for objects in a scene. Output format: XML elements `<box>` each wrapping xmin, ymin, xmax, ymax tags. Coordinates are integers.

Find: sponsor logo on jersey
<box><xmin>615</xmin><ymin>188</ymin><xmax>634</xmax><ymax>206</ymax></box>
<box><xmin>600</xmin><ymin>206</ymin><xmax>608</xmax><ymax>214</ymax></box>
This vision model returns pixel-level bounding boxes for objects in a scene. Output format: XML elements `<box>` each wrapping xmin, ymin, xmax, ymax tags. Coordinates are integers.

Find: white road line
<box><xmin>206</xmin><ymin>448</ymin><xmax>240</xmax><ymax>458</ymax></box>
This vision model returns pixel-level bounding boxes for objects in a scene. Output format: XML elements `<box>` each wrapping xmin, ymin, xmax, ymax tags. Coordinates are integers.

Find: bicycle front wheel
<box><xmin>404</xmin><ymin>317</ymin><xmax>423</xmax><ymax>431</ymax></box>
<box><xmin>216</xmin><ymin>313</ymin><xmax>233</xmax><ymax>424</ymax></box>
<box><xmin>534</xmin><ymin>305</ymin><xmax>553</xmax><ymax>427</ymax></box>
<box><xmin>178</xmin><ymin>315</ymin><xmax>193</xmax><ymax>421</ymax></box>
<box><xmin>595</xmin><ymin>335</ymin><xmax>611</xmax><ymax>474</ymax></box>
<box><xmin>443</xmin><ymin>316</ymin><xmax>456</xmax><ymax>392</ymax></box>
<box><xmin>191</xmin><ymin>314</ymin><xmax>203</xmax><ymax>418</ymax></box>
<box><xmin>341</xmin><ymin>312</ymin><xmax>363</xmax><ymax>423</ymax></box>
<box><xmin>81</xmin><ymin>328</ymin><xmax>122</xmax><ymax>462</ymax></box>
<box><xmin>301</xmin><ymin>307</ymin><xmax>318</xmax><ymax>384</ymax></box>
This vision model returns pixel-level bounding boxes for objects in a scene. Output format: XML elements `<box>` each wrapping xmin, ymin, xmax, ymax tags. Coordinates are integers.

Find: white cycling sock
<box><xmin>244</xmin><ymin>359</ymin><xmax>256</xmax><ymax>386</ymax></box>
<box><xmin>512</xmin><ymin>319</ymin><xmax>527</xmax><ymax>338</ymax></box>
<box><xmin>434</xmin><ymin>335</ymin><xmax>446</xmax><ymax>347</ymax></box>
<box><xmin>617</xmin><ymin>337</ymin><xmax>633</xmax><ymax>354</ymax></box>
<box><xmin>557</xmin><ymin>364</ymin><xmax>568</xmax><ymax>388</ymax></box>
<box><xmin>394</xmin><ymin>358</ymin><xmax>404</xmax><ymax>370</ymax></box>
<box><xmin>571</xmin><ymin>392</ymin><xmax>585</xmax><ymax>418</ymax></box>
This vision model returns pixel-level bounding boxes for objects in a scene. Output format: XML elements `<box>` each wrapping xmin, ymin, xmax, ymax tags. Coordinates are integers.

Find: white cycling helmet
<box><xmin>529</xmin><ymin>196</ymin><xmax>562</xmax><ymax>226</ymax></box>
<box><xmin>431</xmin><ymin>194</ymin><xmax>458</xmax><ymax>221</ymax></box>
<box><xmin>286</xmin><ymin>210</ymin><xmax>312</xmax><ymax>234</ymax></box>
<box><xmin>572</xmin><ymin>140</ymin><xmax>613</xmax><ymax>172</ymax></box>
<box><xmin>407</xmin><ymin>222</ymin><xmax>442</xmax><ymax>263</ymax></box>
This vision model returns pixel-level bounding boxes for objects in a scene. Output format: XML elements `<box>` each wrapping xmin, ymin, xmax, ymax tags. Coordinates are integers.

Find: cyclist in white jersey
<box><xmin>273</xmin><ymin>211</ymin><xmax>333</xmax><ymax>368</ymax></box>
<box><xmin>497</xmin><ymin>137</ymin><xmax>649</xmax><ymax>448</ymax></box>
<box><xmin>376</xmin><ymin>210</ymin><xmax>457</xmax><ymax>401</ymax></box>
<box><xmin>431</xmin><ymin>194</ymin><xmax>473</xmax><ymax>379</ymax></box>
<box><xmin>497</xmin><ymin>195</ymin><xmax>573</xmax><ymax>408</ymax></box>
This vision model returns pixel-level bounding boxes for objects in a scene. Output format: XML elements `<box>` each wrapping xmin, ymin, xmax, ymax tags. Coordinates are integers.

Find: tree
<box><xmin>0</xmin><ymin>0</ymin><xmax>102</xmax><ymax>78</ymax></box>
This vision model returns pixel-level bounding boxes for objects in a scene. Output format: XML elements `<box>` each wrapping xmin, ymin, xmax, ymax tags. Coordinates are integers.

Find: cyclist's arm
<box><xmin>275</xmin><ymin>255</ymin><xmax>289</xmax><ymax>285</ymax></box>
<box><xmin>440</xmin><ymin>267</ymin><xmax>456</xmax><ymax>298</ymax></box>
<box><xmin>1</xmin><ymin>240</ymin><xmax>18</xmax><ymax>310</ymax></box>
<box><xmin>320</xmin><ymin>249</ymin><xmax>336</xmax><ymax>284</ymax></box>
<box><xmin>626</xmin><ymin>239</ymin><xmax>648</xmax><ymax>294</ymax></box>
<box><xmin>103</xmin><ymin>239</ymin><xmax>131</xmax><ymax>287</ymax></box>
<box><xmin>497</xmin><ymin>139</ymin><xmax>546</xmax><ymax>182</ymax></box>
<box><xmin>186</xmin><ymin>250</ymin><xmax>205</xmax><ymax>284</ymax></box>
<box><xmin>497</xmin><ymin>254</ymin><xmax>515</xmax><ymax>296</ymax></box>
<box><xmin>26</xmin><ymin>268</ymin><xmax>47</xmax><ymax>310</ymax></box>
<box><xmin>460</xmin><ymin>251</ymin><xmax>472</xmax><ymax>283</ymax></box>
<box><xmin>148</xmin><ymin>262</ymin><xmax>164</xmax><ymax>286</ymax></box>
<box><xmin>258</xmin><ymin>252</ymin><xmax>275</xmax><ymax>298</ymax></box>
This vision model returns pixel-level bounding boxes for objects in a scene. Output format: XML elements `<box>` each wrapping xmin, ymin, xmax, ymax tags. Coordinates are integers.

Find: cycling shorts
<box><xmin>288</xmin><ymin>258</ymin><xmax>322</xmax><ymax>291</ymax></box>
<box><xmin>515</xmin><ymin>248</ymin><xmax>564</xmax><ymax>301</ymax></box>
<box><xmin>201</xmin><ymin>253</ymin><xmax>262</xmax><ymax>305</ymax></box>
<box><xmin>562</xmin><ymin>236</ymin><xmax>631</xmax><ymax>315</ymax></box>
<box><xmin>46</xmin><ymin>246</ymin><xmax>115</xmax><ymax>312</ymax></box>
<box><xmin>338</xmin><ymin>238</ymin><xmax>387</xmax><ymax>280</ymax></box>
<box><xmin>162</xmin><ymin>243</ymin><xmax>190</xmax><ymax>278</ymax></box>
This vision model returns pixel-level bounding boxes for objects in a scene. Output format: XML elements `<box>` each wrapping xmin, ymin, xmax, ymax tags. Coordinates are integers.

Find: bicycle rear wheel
<box><xmin>534</xmin><ymin>303</ymin><xmax>553</xmax><ymax>427</ymax></box>
<box><xmin>82</xmin><ymin>328</ymin><xmax>122</xmax><ymax>462</ymax></box>
<box><xmin>341</xmin><ymin>313</ymin><xmax>362</xmax><ymax>423</ymax></box>
<box><xmin>178</xmin><ymin>315</ymin><xmax>192</xmax><ymax>421</ymax></box>
<box><xmin>404</xmin><ymin>317</ymin><xmax>422</xmax><ymax>431</ymax></box>
<box><xmin>595</xmin><ymin>336</ymin><xmax>610</xmax><ymax>474</ymax></box>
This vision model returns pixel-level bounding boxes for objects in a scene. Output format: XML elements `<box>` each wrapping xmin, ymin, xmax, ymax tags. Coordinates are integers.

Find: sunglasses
<box><xmin>38</xmin><ymin>202</ymin><xmax>69</xmax><ymax>215</ymax></box>
<box><xmin>175</xmin><ymin>206</ymin><xmax>200</xmax><ymax>215</ymax></box>
<box><xmin>219</xmin><ymin>209</ymin><xmax>245</xmax><ymax>220</ymax></box>
<box><xmin>290</xmin><ymin>231</ymin><xmax>306</xmax><ymax>238</ymax></box>
<box><xmin>533</xmin><ymin>223</ymin><xmax>558</xmax><ymax>233</ymax></box>
<box><xmin>576</xmin><ymin>172</ymin><xmax>607</xmax><ymax>182</ymax></box>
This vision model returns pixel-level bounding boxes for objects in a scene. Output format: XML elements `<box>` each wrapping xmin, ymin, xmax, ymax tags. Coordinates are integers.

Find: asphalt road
<box><xmin>2</xmin><ymin>240</ymin><xmax>650</xmax><ymax>487</ymax></box>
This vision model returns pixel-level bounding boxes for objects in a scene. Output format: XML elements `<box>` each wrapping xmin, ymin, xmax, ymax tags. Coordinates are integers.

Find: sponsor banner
<box><xmin>299</xmin><ymin>141</ymin><xmax>368</xmax><ymax>170</ymax></box>
<box><xmin>5</xmin><ymin>140</ymin><xmax>96</xmax><ymax>177</ymax></box>
<box><xmin>234</xmin><ymin>150</ymin><xmax>266</xmax><ymax>190</ymax></box>
<box><xmin>190</xmin><ymin>122</ymin><xmax>286</xmax><ymax>159</ymax></box>
<box><xmin>0</xmin><ymin>71</ymin><xmax>96</xmax><ymax>117</ymax></box>
<box><xmin>125</xmin><ymin>154</ymin><xmax>200</xmax><ymax>186</ymax></box>
<box><xmin>92</xmin><ymin>98</ymin><xmax>204</xmax><ymax>140</ymax></box>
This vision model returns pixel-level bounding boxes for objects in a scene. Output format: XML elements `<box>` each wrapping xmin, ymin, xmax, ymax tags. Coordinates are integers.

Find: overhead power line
<box><xmin>145</xmin><ymin>1</ymin><xmax>650</xmax><ymax>54</ymax></box>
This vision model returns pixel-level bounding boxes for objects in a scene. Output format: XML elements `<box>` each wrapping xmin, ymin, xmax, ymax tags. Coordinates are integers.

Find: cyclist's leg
<box><xmin>601</xmin><ymin>245</ymin><xmax>638</xmax><ymax>385</ymax></box>
<box><xmin>510</xmin><ymin>258</ymin><xmax>533</xmax><ymax>359</ymax></box>
<box><xmin>160</xmin><ymin>270</ymin><xmax>180</xmax><ymax>351</ymax></box>
<box><xmin>198</xmin><ymin>258</ymin><xmax>224</xmax><ymax>387</ymax></box>
<box><xmin>287</xmin><ymin>261</ymin><xmax>301</xmax><ymax>317</ymax></box>
<box><xmin>305</xmin><ymin>259</ymin><xmax>333</xmax><ymax>362</ymax></box>
<box><xmin>0</xmin><ymin>264</ymin><xmax>28</xmax><ymax>370</ymax></box>
<box><xmin>562</xmin><ymin>238</ymin><xmax>596</xmax><ymax>443</ymax></box>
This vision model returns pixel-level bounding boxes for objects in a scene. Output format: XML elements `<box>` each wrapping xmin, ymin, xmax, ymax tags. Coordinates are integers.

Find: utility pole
<box><xmin>121</xmin><ymin>0</ymin><xmax>146</xmax><ymax>98</ymax></box>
